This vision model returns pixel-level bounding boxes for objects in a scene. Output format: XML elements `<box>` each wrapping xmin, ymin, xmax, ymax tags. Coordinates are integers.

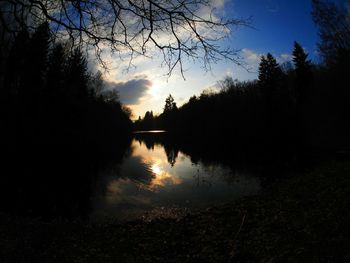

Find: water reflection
<box><xmin>91</xmin><ymin>135</ymin><xmax>261</xmax><ymax>221</ymax></box>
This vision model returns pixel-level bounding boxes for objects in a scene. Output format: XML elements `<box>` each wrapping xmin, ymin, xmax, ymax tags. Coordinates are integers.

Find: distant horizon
<box><xmin>99</xmin><ymin>0</ymin><xmax>320</xmax><ymax>119</ymax></box>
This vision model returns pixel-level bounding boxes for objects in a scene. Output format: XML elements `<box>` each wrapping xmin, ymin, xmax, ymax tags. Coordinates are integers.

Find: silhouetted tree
<box><xmin>1</xmin><ymin>30</ymin><xmax>29</xmax><ymax>115</ymax></box>
<box><xmin>144</xmin><ymin>111</ymin><xmax>154</xmax><ymax>121</ymax></box>
<box><xmin>66</xmin><ymin>48</ymin><xmax>89</xmax><ymax>101</ymax></box>
<box><xmin>291</xmin><ymin>42</ymin><xmax>313</xmax><ymax>154</ymax></box>
<box><xmin>312</xmin><ymin>0</ymin><xmax>350</xmax><ymax>65</ymax></box>
<box><xmin>0</xmin><ymin>0</ymin><xmax>249</xmax><ymax>76</ymax></box>
<box><xmin>258</xmin><ymin>53</ymin><xmax>284</xmax><ymax>91</ymax></box>
<box><xmin>258</xmin><ymin>53</ymin><xmax>286</xmax><ymax>117</ymax></box>
<box><xmin>161</xmin><ymin>94</ymin><xmax>179</xmax><ymax>130</ymax></box>
<box><xmin>89</xmin><ymin>70</ymin><xmax>104</xmax><ymax>100</ymax></box>
<box><xmin>292</xmin><ymin>41</ymin><xmax>312</xmax><ymax>105</ymax></box>
<box><xmin>164</xmin><ymin>94</ymin><xmax>177</xmax><ymax>113</ymax></box>
<box><xmin>46</xmin><ymin>44</ymin><xmax>66</xmax><ymax>98</ymax></box>
<box><xmin>311</xmin><ymin>0</ymin><xmax>350</xmax><ymax>149</ymax></box>
<box><xmin>25</xmin><ymin>22</ymin><xmax>50</xmax><ymax>98</ymax></box>
<box><xmin>0</xmin><ymin>22</ymin><xmax>135</xmax><ymax>219</ymax></box>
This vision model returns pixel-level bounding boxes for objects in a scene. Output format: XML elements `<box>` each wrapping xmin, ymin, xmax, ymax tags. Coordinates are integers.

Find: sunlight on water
<box><xmin>133</xmin><ymin>130</ymin><xmax>166</xmax><ymax>134</ymax></box>
<box><xmin>91</xmin><ymin>138</ymin><xmax>261</xmax><ymax>221</ymax></box>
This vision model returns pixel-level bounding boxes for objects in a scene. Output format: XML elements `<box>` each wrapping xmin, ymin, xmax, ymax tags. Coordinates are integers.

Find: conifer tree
<box><xmin>292</xmin><ymin>41</ymin><xmax>312</xmax><ymax>105</ymax></box>
<box><xmin>46</xmin><ymin>44</ymin><xmax>66</xmax><ymax>99</ymax></box>
<box><xmin>258</xmin><ymin>53</ymin><xmax>284</xmax><ymax>100</ymax></box>
<box><xmin>25</xmin><ymin>22</ymin><xmax>51</xmax><ymax>97</ymax></box>
<box><xmin>312</xmin><ymin>0</ymin><xmax>350</xmax><ymax>64</ymax></box>
<box><xmin>65</xmin><ymin>48</ymin><xmax>89</xmax><ymax>101</ymax></box>
<box><xmin>164</xmin><ymin>94</ymin><xmax>177</xmax><ymax>113</ymax></box>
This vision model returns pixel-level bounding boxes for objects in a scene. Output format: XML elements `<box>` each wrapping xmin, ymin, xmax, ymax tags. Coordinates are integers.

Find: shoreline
<box><xmin>1</xmin><ymin>160</ymin><xmax>349</xmax><ymax>262</ymax></box>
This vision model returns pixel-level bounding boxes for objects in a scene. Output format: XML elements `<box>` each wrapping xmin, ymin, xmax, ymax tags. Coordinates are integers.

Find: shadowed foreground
<box><xmin>1</xmin><ymin>160</ymin><xmax>349</xmax><ymax>262</ymax></box>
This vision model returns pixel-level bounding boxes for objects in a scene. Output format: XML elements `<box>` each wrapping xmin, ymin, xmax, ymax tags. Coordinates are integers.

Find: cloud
<box><xmin>211</xmin><ymin>0</ymin><xmax>226</xmax><ymax>9</ymax></box>
<box><xmin>278</xmin><ymin>53</ymin><xmax>293</xmax><ymax>63</ymax></box>
<box><xmin>242</xmin><ymin>48</ymin><xmax>261</xmax><ymax>63</ymax></box>
<box><xmin>242</xmin><ymin>48</ymin><xmax>293</xmax><ymax>67</ymax></box>
<box><xmin>107</xmin><ymin>78</ymin><xmax>152</xmax><ymax>105</ymax></box>
<box><xmin>241</xmin><ymin>48</ymin><xmax>262</xmax><ymax>72</ymax></box>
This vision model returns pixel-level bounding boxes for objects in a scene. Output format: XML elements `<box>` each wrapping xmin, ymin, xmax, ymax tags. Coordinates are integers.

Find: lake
<box><xmin>1</xmin><ymin>131</ymin><xmax>264</xmax><ymax>221</ymax></box>
<box><xmin>90</xmin><ymin>132</ymin><xmax>261</xmax><ymax>221</ymax></box>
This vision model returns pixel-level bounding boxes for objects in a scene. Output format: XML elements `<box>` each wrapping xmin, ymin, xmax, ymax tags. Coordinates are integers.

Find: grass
<box><xmin>1</xmin><ymin>160</ymin><xmax>350</xmax><ymax>262</ymax></box>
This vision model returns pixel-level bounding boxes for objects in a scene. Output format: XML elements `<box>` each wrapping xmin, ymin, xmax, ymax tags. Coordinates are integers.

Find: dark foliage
<box><xmin>135</xmin><ymin>2</ymin><xmax>350</xmax><ymax>161</ymax></box>
<box><xmin>312</xmin><ymin>0</ymin><xmax>350</xmax><ymax>65</ymax></box>
<box><xmin>0</xmin><ymin>25</ymin><xmax>132</xmax><ymax>219</ymax></box>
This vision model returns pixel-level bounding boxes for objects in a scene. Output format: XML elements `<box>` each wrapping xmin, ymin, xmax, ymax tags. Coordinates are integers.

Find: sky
<box><xmin>101</xmin><ymin>0</ymin><xmax>320</xmax><ymax>119</ymax></box>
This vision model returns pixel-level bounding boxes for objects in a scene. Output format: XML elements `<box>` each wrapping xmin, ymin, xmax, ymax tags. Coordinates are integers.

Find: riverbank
<box><xmin>1</xmin><ymin>160</ymin><xmax>349</xmax><ymax>262</ymax></box>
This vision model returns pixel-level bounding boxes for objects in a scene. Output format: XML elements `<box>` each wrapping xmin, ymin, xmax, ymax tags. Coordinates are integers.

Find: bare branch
<box><xmin>0</xmin><ymin>0</ymin><xmax>249</xmax><ymax>76</ymax></box>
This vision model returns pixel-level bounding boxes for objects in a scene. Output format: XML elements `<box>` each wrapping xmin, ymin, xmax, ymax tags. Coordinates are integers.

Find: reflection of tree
<box><xmin>144</xmin><ymin>140</ymin><xmax>155</xmax><ymax>151</ymax></box>
<box><xmin>135</xmin><ymin>137</ymin><xmax>153</xmax><ymax>151</ymax></box>
<box><xmin>134</xmin><ymin>133</ymin><xmax>179</xmax><ymax>166</ymax></box>
<box><xmin>164</xmin><ymin>147</ymin><xmax>179</xmax><ymax>167</ymax></box>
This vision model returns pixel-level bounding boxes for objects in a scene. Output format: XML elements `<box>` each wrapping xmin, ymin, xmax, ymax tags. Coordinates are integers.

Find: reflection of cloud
<box><xmin>107</xmin><ymin>180</ymin><xmax>122</xmax><ymax>194</ymax></box>
<box><xmin>119</xmin><ymin>156</ymin><xmax>154</xmax><ymax>184</ymax></box>
<box><xmin>106</xmin><ymin>178</ymin><xmax>152</xmax><ymax>205</ymax></box>
<box><xmin>107</xmin><ymin>78</ymin><xmax>152</xmax><ymax>105</ymax></box>
<box><xmin>150</xmin><ymin>163</ymin><xmax>183</xmax><ymax>188</ymax></box>
<box><xmin>131</xmin><ymin>140</ymin><xmax>183</xmax><ymax>190</ymax></box>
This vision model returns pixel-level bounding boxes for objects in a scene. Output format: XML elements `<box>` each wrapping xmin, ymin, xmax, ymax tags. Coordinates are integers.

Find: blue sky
<box><xmin>230</xmin><ymin>0</ymin><xmax>319</xmax><ymax>59</ymax></box>
<box><xmin>104</xmin><ymin>0</ymin><xmax>320</xmax><ymax>119</ymax></box>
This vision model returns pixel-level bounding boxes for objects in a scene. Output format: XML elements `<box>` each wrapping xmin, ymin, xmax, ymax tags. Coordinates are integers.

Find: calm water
<box><xmin>90</xmin><ymin>133</ymin><xmax>261</xmax><ymax>221</ymax></box>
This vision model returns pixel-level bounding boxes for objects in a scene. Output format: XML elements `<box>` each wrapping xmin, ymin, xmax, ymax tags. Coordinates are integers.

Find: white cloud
<box><xmin>242</xmin><ymin>48</ymin><xmax>294</xmax><ymax>68</ymax></box>
<box><xmin>212</xmin><ymin>0</ymin><xmax>226</xmax><ymax>9</ymax></box>
<box><xmin>278</xmin><ymin>53</ymin><xmax>293</xmax><ymax>63</ymax></box>
<box><xmin>242</xmin><ymin>48</ymin><xmax>261</xmax><ymax>63</ymax></box>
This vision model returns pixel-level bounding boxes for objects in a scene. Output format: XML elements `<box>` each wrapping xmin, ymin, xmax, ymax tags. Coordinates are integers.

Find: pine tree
<box><xmin>312</xmin><ymin>0</ymin><xmax>350</xmax><ymax>65</ymax></box>
<box><xmin>292</xmin><ymin>41</ymin><xmax>312</xmax><ymax>105</ymax></box>
<box><xmin>258</xmin><ymin>53</ymin><xmax>284</xmax><ymax>96</ymax></box>
<box><xmin>293</xmin><ymin>42</ymin><xmax>311</xmax><ymax>72</ymax></box>
<box><xmin>25</xmin><ymin>22</ymin><xmax>51</xmax><ymax>97</ymax></box>
<box><xmin>3</xmin><ymin>30</ymin><xmax>30</xmax><ymax>102</ymax></box>
<box><xmin>46</xmin><ymin>44</ymin><xmax>66</xmax><ymax>99</ymax></box>
<box><xmin>65</xmin><ymin>48</ymin><xmax>89</xmax><ymax>101</ymax></box>
<box><xmin>164</xmin><ymin>94</ymin><xmax>177</xmax><ymax>113</ymax></box>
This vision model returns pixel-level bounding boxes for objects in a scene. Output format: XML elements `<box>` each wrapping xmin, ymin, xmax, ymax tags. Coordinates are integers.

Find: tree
<box><xmin>258</xmin><ymin>53</ymin><xmax>283</xmax><ymax>92</ymax></box>
<box><xmin>312</xmin><ymin>0</ymin><xmax>350</xmax><ymax>64</ymax></box>
<box><xmin>2</xmin><ymin>29</ymin><xmax>30</xmax><ymax>102</ymax></box>
<box><xmin>164</xmin><ymin>94</ymin><xmax>177</xmax><ymax>113</ymax></box>
<box><xmin>143</xmin><ymin>111</ymin><xmax>154</xmax><ymax>130</ymax></box>
<box><xmin>0</xmin><ymin>0</ymin><xmax>249</xmax><ymax>76</ymax></box>
<box><xmin>292</xmin><ymin>42</ymin><xmax>311</xmax><ymax>73</ymax></box>
<box><xmin>65</xmin><ymin>48</ymin><xmax>89</xmax><ymax>101</ymax></box>
<box><xmin>258</xmin><ymin>53</ymin><xmax>289</xmax><ymax>144</ymax></box>
<box><xmin>144</xmin><ymin>111</ymin><xmax>154</xmax><ymax>121</ymax></box>
<box><xmin>292</xmin><ymin>41</ymin><xmax>312</xmax><ymax>105</ymax></box>
<box><xmin>46</xmin><ymin>43</ymin><xmax>66</xmax><ymax>98</ymax></box>
<box><xmin>26</xmin><ymin>22</ymin><xmax>50</xmax><ymax>93</ymax></box>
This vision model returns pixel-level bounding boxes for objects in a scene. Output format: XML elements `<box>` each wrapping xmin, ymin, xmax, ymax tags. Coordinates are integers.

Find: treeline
<box><xmin>0</xmin><ymin>23</ymin><xmax>132</xmax><ymax>155</ymax></box>
<box><xmin>134</xmin><ymin>0</ymin><xmax>350</xmax><ymax>155</ymax></box>
<box><xmin>0</xmin><ymin>23</ymin><xmax>132</xmax><ymax>217</ymax></box>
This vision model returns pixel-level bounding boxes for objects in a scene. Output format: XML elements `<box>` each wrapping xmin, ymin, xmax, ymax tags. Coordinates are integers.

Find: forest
<box><xmin>134</xmin><ymin>0</ymin><xmax>350</xmax><ymax>161</ymax></box>
<box><xmin>0</xmin><ymin>23</ymin><xmax>132</xmax><ymax>155</ymax></box>
<box><xmin>0</xmin><ymin>23</ymin><xmax>132</xmax><ymax>218</ymax></box>
<box><xmin>0</xmin><ymin>0</ymin><xmax>349</xmax><ymax>262</ymax></box>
